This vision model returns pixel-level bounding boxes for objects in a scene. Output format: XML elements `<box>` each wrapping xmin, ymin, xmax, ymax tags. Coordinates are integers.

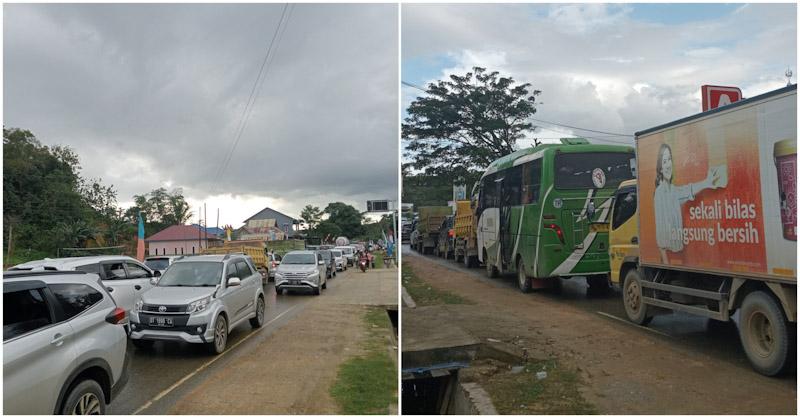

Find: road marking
<box><xmin>132</xmin><ymin>305</ymin><xmax>297</xmax><ymax>415</ymax></box>
<box><xmin>596</xmin><ymin>311</ymin><xmax>672</xmax><ymax>338</ymax></box>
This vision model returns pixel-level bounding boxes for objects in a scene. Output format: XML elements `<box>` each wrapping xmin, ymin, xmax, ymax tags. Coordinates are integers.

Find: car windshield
<box><xmin>281</xmin><ymin>253</ymin><xmax>316</xmax><ymax>265</ymax></box>
<box><xmin>319</xmin><ymin>251</ymin><xmax>332</xmax><ymax>261</ymax></box>
<box><xmin>145</xmin><ymin>258</ymin><xmax>170</xmax><ymax>271</ymax></box>
<box><xmin>331</xmin><ymin>251</ymin><xmax>342</xmax><ymax>257</ymax></box>
<box><xmin>338</xmin><ymin>247</ymin><xmax>353</xmax><ymax>255</ymax></box>
<box><xmin>157</xmin><ymin>262</ymin><xmax>222</xmax><ymax>287</ymax></box>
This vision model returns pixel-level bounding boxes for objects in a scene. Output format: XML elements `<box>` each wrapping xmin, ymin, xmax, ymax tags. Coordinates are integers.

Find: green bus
<box><xmin>475</xmin><ymin>138</ymin><xmax>636</xmax><ymax>292</ymax></box>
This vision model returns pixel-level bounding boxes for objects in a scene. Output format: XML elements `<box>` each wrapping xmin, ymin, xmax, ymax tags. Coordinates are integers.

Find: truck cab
<box><xmin>609</xmin><ymin>179</ymin><xmax>639</xmax><ymax>286</ymax></box>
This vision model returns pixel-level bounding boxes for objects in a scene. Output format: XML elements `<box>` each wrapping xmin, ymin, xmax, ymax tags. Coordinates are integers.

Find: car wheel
<box><xmin>322</xmin><ymin>281</ymin><xmax>327</xmax><ymax>289</ymax></box>
<box><xmin>61</xmin><ymin>379</ymin><xmax>105</xmax><ymax>415</ymax></box>
<box><xmin>132</xmin><ymin>339</ymin><xmax>155</xmax><ymax>349</ymax></box>
<box><xmin>207</xmin><ymin>315</ymin><xmax>228</xmax><ymax>354</ymax></box>
<box><xmin>313</xmin><ymin>287</ymin><xmax>321</xmax><ymax>295</ymax></box>
<box><xmin>484</xmin><ymin>250</ymin><xmax>498</xmax><ymax>278</ymax></box>
<box><xmin>249</xmin><ymin>296</ymin><xmax>265</xmax><ymax>328</ymax></box>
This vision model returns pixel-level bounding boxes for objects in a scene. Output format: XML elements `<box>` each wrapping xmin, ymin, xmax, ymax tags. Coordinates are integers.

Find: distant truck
<box><xmin>411</xmin><ymin>206</ymin><xmax>451</xmax><ymax>255</ymax></box>
<box><xmin>201</xmin><ymin>240</ymin><xmax>269</xmax><ymax>283</ymax></box>
<box><xmin>453</xmin><ymin>199</ymin><xmax>480</xmax><ymax>267</ymax></box>
<box><xmin>609</xmin><ymin>85</ymin><xmax>796</xmax><ymax>376</ymax></box>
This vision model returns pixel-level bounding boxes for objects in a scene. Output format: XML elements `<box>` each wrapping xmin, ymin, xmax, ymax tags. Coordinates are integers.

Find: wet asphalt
<box><xmin>403</xmin><ymin>245</ymin><xmax>796</xmax><ymax>383</ymax></box>
<box><xmin>108</xmin><ymin>267</ymin><xmax>356</xmax><ymax>414</ymax></box>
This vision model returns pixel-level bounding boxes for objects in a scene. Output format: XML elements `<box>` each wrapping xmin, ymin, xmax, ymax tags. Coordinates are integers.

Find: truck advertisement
<box><xmin>637</xmin><ymin>87</ymin><xmax>796</xmax><ymax>280</ymax></box>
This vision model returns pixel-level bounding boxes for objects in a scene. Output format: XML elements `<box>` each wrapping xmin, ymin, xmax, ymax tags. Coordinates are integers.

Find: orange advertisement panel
<box><xmin>638</xmin><ymin>92</ymin><xmax>797</xmax><ymax>279</ymax></box>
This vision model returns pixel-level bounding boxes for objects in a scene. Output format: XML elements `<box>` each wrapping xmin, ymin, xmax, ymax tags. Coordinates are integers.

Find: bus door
<box><xmin>500</xmin><ymin>165</ymin><xmax>522</xmax><ymax>267</ymax></box>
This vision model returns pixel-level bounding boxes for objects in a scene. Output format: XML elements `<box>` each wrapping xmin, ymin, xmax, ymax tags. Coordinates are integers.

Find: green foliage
<box><xmin>403</xmin><ymin>67</ymin><xmax>541</xmax><ymax>177</ymax></box>
<box><xmin>300</xmin><ymin>204</ymin><xmax>322</xmax><ymax>230</ymax></box>
<box><xmin>314</xmin><ymin>220</ymin><xmax>343</xmax><ymax>241</ymax></box>
<box><xmin>3</xmin><ymin>127</ymin><xmax>116</xmax><ymax>255</ymax></box>
<box><xmin>124</xmin><ymin>187</ymin><xmax>193</xmax><ymax>237</ymax></box>
<box><xmin>322</xmin><ymin>202</ymin><xmax>364</xmax><ymax>238</ymax></box>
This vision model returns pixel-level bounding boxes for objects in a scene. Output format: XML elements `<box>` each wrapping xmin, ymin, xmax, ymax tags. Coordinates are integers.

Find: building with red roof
<box><xmin>145</xmin><ymin>224</ymin><xmax>223</xmax><ymax>256</ymax></box>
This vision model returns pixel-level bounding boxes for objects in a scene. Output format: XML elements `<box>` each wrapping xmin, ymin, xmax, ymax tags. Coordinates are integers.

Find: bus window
<box><xmin>612</xmin><ymin>189</ymin><xmax>637</xmax><ymax>230</ymax></box>
<box><xmin>521</xmin><ymin>159</ymin><xmax>542</xmax><ymax>204</ymax></box>
<box><xmin>502</xmin><ymin>165</ymin><xmax>522</xmax><ymax>206</ymax></box>
<box><xmin>480</xmin><ymin>173</ymin><xmax>498</xmax><ymax>209</ymax></box>
<box><xmin>554</xmin><ymin>152</ymin><xmax>635</xmax><ymax>190</ymax></box>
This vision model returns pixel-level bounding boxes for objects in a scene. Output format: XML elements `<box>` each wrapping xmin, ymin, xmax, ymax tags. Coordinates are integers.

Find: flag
<box><xmin>136</xmin><ymin>212</ymin><xmax>145</xmax><ymax>261</ymax></box>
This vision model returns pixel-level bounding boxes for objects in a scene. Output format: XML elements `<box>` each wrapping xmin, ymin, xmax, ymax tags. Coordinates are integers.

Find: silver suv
<box><xmin>274</xmin><ymin>250</ymin><xmax>327</xmax><ymax>295</ymax></box>
<box><xmin>129</xmin><ymin>254</ymin><xmax>265</xmax><ymax>354</ymax></box>
<box><xmin>10</xmin><ymin>255</ymin><xmax>158</xmax><ymax>314</ymax></box>
<box><xmin>3</xmin><ymin>270</ymin><xmax>130</xmax><ymax>414</ymax></box>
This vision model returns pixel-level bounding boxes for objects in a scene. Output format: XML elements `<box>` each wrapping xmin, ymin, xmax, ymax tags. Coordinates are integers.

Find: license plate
<box><xmin>149</xmin><ymin>316</ymin><xmax>173</xmax><ymax>327</ymax></box>
<box><xmin>590</xmin><ymin>223</ymin><xmax>609</xmax><ymax>233</ymax></box>
<box><xmin>290</xmin><ymin>280</ymin><xmax>300</xmax><ymax>285</ymax></box>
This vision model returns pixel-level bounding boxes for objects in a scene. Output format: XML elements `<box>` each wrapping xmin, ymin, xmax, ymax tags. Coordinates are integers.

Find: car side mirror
<box><xmin>227</xmin><ymin>277</ymin><xmax>241</xmax><ymax>287</ymax></box>
<box><xmin>150</xmin><ymin>277</ymin><xmax>158</xmax><ymax>286</ymax></box>
<box><xmin>154</xmin><ymin>270</ymin><xmax>161</xmax><ymax>277</ymax></box>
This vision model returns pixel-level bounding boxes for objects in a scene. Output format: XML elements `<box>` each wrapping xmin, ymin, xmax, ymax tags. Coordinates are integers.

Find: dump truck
<box><xmin>608</xmin><ymin>85</ymin><xmax>796</xmax><ymax>376</ymax></box>
<box><xmin>411</xmin><ymin>206</ymin><xmax>451</xmax><ymax>255</ymax></box>
<box><xmin>453</xmin><ymin>198</ymin><xmax>480</xmax><ymax>267</ymax></box>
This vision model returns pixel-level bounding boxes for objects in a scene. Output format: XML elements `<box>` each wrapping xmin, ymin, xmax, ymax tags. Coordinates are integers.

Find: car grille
<box><xmin>281</xmin><ymin>272</ymin><xmax>309</xmax><ymax>279</ymax></box>
<box><xmin>141</xmin><ymin>304</ymin><xmax>187</xmax><ymax>314</ymax></box>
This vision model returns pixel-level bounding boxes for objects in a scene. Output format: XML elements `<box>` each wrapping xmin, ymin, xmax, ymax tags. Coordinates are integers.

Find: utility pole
<box><xmin>198</xmin><ymin>209</ymin><xmax>202</xmax><ymax>251</ymax></box>
<box><xmin>204</xmin><ymin>202</ymin><xmax>208</xmax><ymax>244</ymax></box>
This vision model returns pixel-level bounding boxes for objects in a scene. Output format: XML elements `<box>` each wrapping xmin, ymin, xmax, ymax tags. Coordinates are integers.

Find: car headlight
<box><xmin>187</xmin><ymin>296</ymin><xmax>211</xmax><ymax>313</ymax></box>
<box><xmin>133</xmin><ymin>299</ymin><xmax>144</xmax><ymax>313</ymax></box>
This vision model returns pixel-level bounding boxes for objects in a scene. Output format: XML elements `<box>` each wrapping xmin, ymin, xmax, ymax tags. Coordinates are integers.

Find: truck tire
<box><xmin>484</xmin><ymin>250</ymin><xmax>498</xmax><ymax>278</ymax></box>
<box><xmin>623</xmin><ymin>269</ymin><xmax>652</xmax><ymax>326</ymax></box>
<box><xmin>739</xmin><ymin>290</ymin><xmax>792</xmax><ymax>376</ymax></box>
<box><xmin>517</xmin><ymin>259</ymin><xmax>531</xmax><ymax>293</ymax></box>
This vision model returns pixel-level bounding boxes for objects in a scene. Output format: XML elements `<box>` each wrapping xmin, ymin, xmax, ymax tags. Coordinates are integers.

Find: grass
<box><xmin>330</xmin><ymin>306</ymin><xmax>397</xmax><ymax>414</ymax></box>
<box><xmin>480</xmin><ymin>358</ymin><xmax>597</xmax><ymax>415</ymax></box>
<box><xmin>401</xmin><ymin>261</ymin><xmax>473</xmax><ymax>306</ymax></box>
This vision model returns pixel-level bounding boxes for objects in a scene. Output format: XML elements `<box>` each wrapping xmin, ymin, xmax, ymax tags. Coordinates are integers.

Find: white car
<box><xmin>144</xmin><ymin>255</ymin><xmax>183</xmax><ymax>276</ymax></box>
<box><xmin>331</xmin><ymin>249</ymin><xmax>346</xmax><ymax>271</ymax></box>
<box><xmin>334</xmin><ymin>246</ymin><xmax>355</xmax><ymax>266</ymax></box>
<box><xmin>10</xmin><ymin>256</ymin><xmax>158</xmax><ymax>313</ymax></box>
<box><xmin>4</xmin><ymin>270</ymin><xmax>130</xmax><ymax>414</ymax></box>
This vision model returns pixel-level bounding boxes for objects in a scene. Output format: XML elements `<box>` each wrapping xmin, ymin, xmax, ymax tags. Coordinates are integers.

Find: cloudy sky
<box><xmin>4</xmin><ymin>3</ymin><xmax>398</xmax><ymax>227</ymax></box>
<box><xmin>403</xmin><ymin>3</ymin><xmax>796</xmax><ymax>150</ymax></box>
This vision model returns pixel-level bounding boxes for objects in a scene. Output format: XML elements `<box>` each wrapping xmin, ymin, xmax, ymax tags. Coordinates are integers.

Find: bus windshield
<box><xmin>554</xmin><ymin>152</ymin><xmax>635</xmax><ymax>190</ymax></box>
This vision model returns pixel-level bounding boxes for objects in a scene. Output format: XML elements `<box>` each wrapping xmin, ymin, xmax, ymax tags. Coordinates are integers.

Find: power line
<box><xmin>401</xmin><ymin>79</ymin><xmax>635</xmax><ymax>139</ymax></box>
<box><xmin>211</xmin><ymin>4</ymin><xmax>293</xmax><ymax>195</ymax></box>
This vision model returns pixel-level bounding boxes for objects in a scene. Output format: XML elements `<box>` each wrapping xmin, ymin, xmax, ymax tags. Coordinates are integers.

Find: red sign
<box><xmin>701</xmin><ymin>85</ymin><xmax>742</xmax><ymax>112</ymax></box>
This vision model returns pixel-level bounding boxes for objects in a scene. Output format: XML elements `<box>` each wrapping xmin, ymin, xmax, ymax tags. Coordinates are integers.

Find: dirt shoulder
<box><xmin>169</xmin><ymin>268</ymin><xmax>398</xmax><ymax>414</ymax></box>
<box><xmin>403</xmin><ymin>252</ymin><xmax>796</xmax><ymax>414</ymax></box>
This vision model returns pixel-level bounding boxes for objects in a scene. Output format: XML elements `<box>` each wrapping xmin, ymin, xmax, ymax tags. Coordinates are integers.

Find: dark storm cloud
<box><xmin>4</xmin><ymin>3</ymin><xmax>398</xmax><ymax>212</ymax></box>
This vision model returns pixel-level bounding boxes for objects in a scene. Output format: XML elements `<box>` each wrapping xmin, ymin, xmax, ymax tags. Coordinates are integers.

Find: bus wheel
<box><xmin>623</xmin><ymin>269</ymin><xmax>652</xmax><ymax>326</ymax></box>
<box><xmin>517</xmin><ymin>260</ymin><xmax>532</xmax><ymax>293</ymax></box>
<box><xmin>484</xmin><ymin>251</ymin><xmax>498</xmax><ymax>278</ymax></box>
<box><xmin>739</xmin><ymin>291</ymin><xmax>792</xmax><ymax>376</ymax></box>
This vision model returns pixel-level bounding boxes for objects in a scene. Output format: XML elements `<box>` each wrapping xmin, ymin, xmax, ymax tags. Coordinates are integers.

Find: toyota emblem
<box><xmin>158</xmin><ymin>305</ymin><xmax>167</xmax><ymax>313</ymax></box>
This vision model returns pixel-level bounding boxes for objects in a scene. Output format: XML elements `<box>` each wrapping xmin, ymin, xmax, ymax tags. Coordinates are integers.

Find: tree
<box><xmin>300</xmin><ymin>205</ymin><xmax>322</xmax><ymax>231</ymax></box>
<box><xmin>125</xmin><ymin>187</ymin><xmax>192</xmax><ymax>229</ymax></box>
<box><xmin>314</xmin><ymin>220</ymin><xmax>342</xmax><ymax>242</ymax></box>
<box><xmin>323</xmin><ymin>202</ymin><xmax>364</xmax><ymax>238</ymax></box>
<box><xmin>403</xmin><ymin>67</ymin><xmax>541</xmax><ymax>177</ymax></box>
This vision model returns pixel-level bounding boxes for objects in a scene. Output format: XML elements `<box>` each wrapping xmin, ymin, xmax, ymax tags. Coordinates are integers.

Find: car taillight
<box><xmin>106</xmin><ymin>307</ymin><xmax>127</xmax><ymax>325</ymax></box>
<box><xmin>544</xmin><ymin>223</ymin><xmax>566</xmax><ymax>244</ymax></box>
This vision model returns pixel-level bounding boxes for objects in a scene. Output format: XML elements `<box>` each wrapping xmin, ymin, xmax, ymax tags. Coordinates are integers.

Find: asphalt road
<box><xmin>109</xmin><ymin>267</ymin><xmax>356</xmax><ymax>414</ymax></box>
<box><xmin>403</xmin><ymin>245</ymin><xmax>796</xmax><ymax>380</ymax></box>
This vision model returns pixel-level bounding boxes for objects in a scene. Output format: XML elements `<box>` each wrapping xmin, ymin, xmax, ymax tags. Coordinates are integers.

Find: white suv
<box><xmin>10</xmin><ymin>255</ymin><xmax>158</xmax><ymax>313</ymax></box>
<box><xmin>3</xmin><ymin>270</ymin><xmax>130</xmax><ymax>414</ymax></box>
<box><xmin>274</xmin><ymin>251</ymin><xmax>327</xmax><ymax>295</ymax></box>
<box><xmin>129</xmin><ymin>254</ymin><xmax>265</xmax><ymax>354</ymax></box>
